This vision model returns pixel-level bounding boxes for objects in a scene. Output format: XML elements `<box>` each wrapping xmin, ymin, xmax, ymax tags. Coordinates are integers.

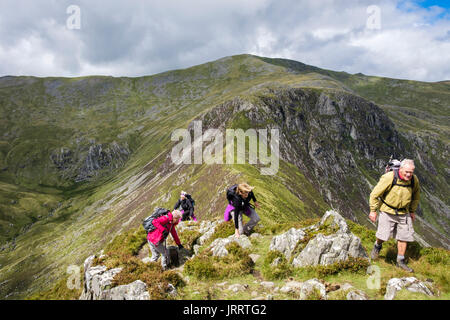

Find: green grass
<box><xmin>261</xmin><ymin>250</ymin><xmax>293</xmax><ymax>280</ymax></box>
<box><xmin>184</xmin><ymin>242</ymin><xmax>254</xmax><ymax>280</ymax></box>
<box><xmin>26</xmin><ymin>270</ymin><xmax>84</xmax><ymax>300</ymax></box>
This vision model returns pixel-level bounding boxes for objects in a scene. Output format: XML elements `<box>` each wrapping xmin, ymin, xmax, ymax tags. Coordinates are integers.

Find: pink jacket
<box><xmin>147</xmin><ymin>211</ymin><xmax>181</xmax><ymax>246</ymax></box>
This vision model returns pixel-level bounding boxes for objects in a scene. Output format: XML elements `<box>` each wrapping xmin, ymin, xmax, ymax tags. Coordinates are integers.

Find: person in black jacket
<box><xmin>173</xmin><ymin>191</ymin><xmax>196</xmax><ymax>221</ymax></box>
<box><xmin>227</xmin><ymin>183</ymin><xmax>260</xmax><ymax>237</ymax></box>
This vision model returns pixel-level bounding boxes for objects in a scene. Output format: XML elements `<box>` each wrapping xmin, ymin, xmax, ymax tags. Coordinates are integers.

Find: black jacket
<box><xmin>173</xmin><ymin>198</ymin><xmax>193</xmax><ymax>218</ymax></box>
<box><xmin>227</xmin><ymin>189</ymin><xmax>257</xmax><ymax>229</ymax></box>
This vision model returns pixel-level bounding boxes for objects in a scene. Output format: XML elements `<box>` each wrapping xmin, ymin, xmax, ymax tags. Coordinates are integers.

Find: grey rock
<box><xmin>209</xmin><ymin>235</ymin><xmax>252</xmax><ymax>257</ymax></box>
<box><xmin>269</xmin><ymin>227</ymin><xmax>306</xmax><ymax>259</ymax></box>
<box><xmin>50</xmin><ymin>139</ymin><xmax>131</xmax><ymax>183</ymax></box>
<box><xmin>76</xmin><ymin>141</ymin><xmax>130</xmax><ymax>182</ymax></box>
<box><xmin>300</xmin><ymin>279</ymin><xmax>327</xmax><ymax>300</ymax></box>
<box><xmin>80</xmin><ymin>254</ymin><xmax>150</xmax><ymax>300</ymax></box>
<box><xmin>287</xmin><ymin>211</ymin><xmax>368</xmax><ymax>267</ymax></box>
<box><xmin>108</xmin><ymin>280</ymin><xmax>150</xmax><ymax>300</ymax></box>
<box><xmin>384</xmin><ymin>277</ymin><xmax>434</xmax><ymax>300</ymax></box>
<box><xmin>197</xmin><ymin>220</ymin><xmax>221</xmax><ymax>245</ymax></box>
<box><xmin>317</xmin><ymin>210</ymin><xmax>349</xmax><ymax>234</ymax></box>
<box><xmin>90</xmin><ymin>267</ymin><xmax>123</xmax><ymax>299</ymax></box>
<box><xmin>292</xmin><ymin>232</ymin><xmax>367</xmax><ymax>267</ymax></box>
<box><xmin>317</xmin><ymin>93</ymin><xmax>337</xmax><ymax>115</ymax></box>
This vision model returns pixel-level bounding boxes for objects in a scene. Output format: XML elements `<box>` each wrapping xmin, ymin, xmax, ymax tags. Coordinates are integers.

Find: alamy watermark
<box><xmin>66</xmin><ymin>5</ymin><xmax>81</xmax><ymax>30</ymax></box>
<box><xmin>171</xmin><ymin>121</ymin><xmax>280</xmax><ymax>175</ymax></box>
<box><xmin>66</xmin><ymin>265</ymin><xmax>81</xmax><ymax>290</ymax></box>
<box><xmin>366</xmin><ymin>5</ymin><xmax>381</xmax><ymax>30</ymax></box>
<box><xmin>366</xmin><ymin>265</ymin><xmax>381</xmax><ymax>290</ymax></box>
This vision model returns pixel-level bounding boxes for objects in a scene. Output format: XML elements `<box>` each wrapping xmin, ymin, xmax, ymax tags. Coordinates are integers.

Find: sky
<box><xmin>0</xmin><ymin>0</ymin><xmax>449</xmax><ymax>81</ymax></box>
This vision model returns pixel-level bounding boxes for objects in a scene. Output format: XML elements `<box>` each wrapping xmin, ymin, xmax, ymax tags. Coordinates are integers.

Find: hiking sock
<box><xmin>397</xmin><ymin>255</ymin><xmax>405</xmax><ymax>261</ymax></box>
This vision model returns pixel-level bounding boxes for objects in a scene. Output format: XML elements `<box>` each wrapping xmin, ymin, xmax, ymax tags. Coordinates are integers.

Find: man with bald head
<box><xmin>369</xmin><ymin>159</ymin><xmax>420</xmax><ymax>272</ymax></box>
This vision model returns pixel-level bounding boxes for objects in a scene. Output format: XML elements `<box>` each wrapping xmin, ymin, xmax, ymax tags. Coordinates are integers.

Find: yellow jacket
<box><xmin>369</xmin><ymin>171</ymin><xmax>420</xmax><ymax>215</ymax></box>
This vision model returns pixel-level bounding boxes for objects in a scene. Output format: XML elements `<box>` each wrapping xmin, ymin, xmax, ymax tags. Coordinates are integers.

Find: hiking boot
<box><xmin>243</xmin><ymin>227</ymin><xmax>251</xmax><ymax>236</ymax></box>
<box><xmin>370</xmin><ymin>244</ymin><xmax>382</xmax><ymax>261</ymax></box>
<box><xmin>396</xmin><ymin>259</ymin><xmax>414</xmax><ymax>273</ymax></box>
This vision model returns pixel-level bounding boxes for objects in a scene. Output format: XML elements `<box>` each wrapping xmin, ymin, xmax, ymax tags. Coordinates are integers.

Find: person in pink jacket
<box><xmin>147</xmin><ymin>210</ymin><xmax>183</xmax><ymax>270</ymax></box>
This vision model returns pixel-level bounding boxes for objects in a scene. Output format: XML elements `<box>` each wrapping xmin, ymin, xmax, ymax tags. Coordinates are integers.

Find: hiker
<box><xmin>226</xmin><ymin>183</ymin><xmax>260</xmax><ymax>237</ymax></box>
<box><xmin>147</xmin><ymin>209</ymin><xmax>184</xmax><ymax>270</ymax></box>
<box><xmin>368</xmin><ymin>159</ymin><xmax>420</xmax><ymax>272</ymax></box>
<box><xmin>173</xmin><ymin>191</ymin><xmax>197</xmax><ymax>221</ymax></box>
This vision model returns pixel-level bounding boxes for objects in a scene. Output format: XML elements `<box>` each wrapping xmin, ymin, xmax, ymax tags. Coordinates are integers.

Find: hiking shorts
<box><xmin>375</xmin><ymin>211</ymin><xmax>414</xmax><ymax>242</ymax></box>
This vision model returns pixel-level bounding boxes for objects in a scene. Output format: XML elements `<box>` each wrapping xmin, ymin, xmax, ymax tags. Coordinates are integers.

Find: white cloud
<box><xmin>0</xmin><ymin>0</ymin><xmax>448</xmax><ymax>81</ymax></box>
<box><xmin>311</xmin><ymin>28</ymin><xmax>352</xmax><ymax>41</ymax></box>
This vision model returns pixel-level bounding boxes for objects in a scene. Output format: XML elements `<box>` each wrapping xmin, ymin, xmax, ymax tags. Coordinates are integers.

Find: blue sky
<box><xmin>0</xmin><ymin>0</ymin><xmax>449</xmax><ymax>81</ymax></box>
<box><xmin>398</xmin><ymin>0</ymin><xmax>450</xmax><ymax>20</ymax></box>
<box><xmin>413</xmin><ymin>0</ymin><xmax>450</xmax><ymax>9</ymax></box>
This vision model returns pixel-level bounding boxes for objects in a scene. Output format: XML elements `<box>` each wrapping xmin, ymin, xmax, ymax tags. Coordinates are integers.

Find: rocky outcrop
<box><xmin>384</xmin><ymin>277</ymin><xmax>435</xmax><ymax>300</ymax></box>
<box><xmin>209</xmin><ymin>235</ymin><xmax>252</xmax><ymax>257</ymax></box>
<box><xmin>106</xmin><ymin>280</ymin><xmax>150</xmax><ymax>300</ymax></box>
<box><xmin>317</xmin><ymin>210</ymin><xmax>349</xmax><ymax>233</ymax></box>
<box><xmin>197</xmin><ymin>220</ymin><xmax>221</xmax><ymax>245</ymax></box>
<box><xmin>270</xmin><ymin>210</ymin><xmax>368</xmax><ymax>267</ymax></box>
<box><xmin>292</xmin><ymin>232</ymin><xmax>367</xmax><ymax>267</ymax></box>
<box><xmin>269</xmin><ymin>228</ymin><xmax>306</xmax><ymax>259</ymax></box>
<box><xmin>50</xmin><ymin>139</ymin><xmax>131</xmax><ymax>183</ymax></box>
<box><xmin>80</xmin><ymin>254</ymin><xmax>149</xmax><ymax>300</ymax></box>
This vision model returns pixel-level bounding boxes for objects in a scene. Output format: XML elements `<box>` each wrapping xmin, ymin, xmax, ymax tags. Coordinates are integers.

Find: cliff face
<box><xmin>49</xmin><ymin>139</ymin><xmax>131</xmax><ymax>183</ymax></box>
<box><xmin>0</xmin><ymin>54</ymin><xmax>448</xmax><ymax>299</ymax></box>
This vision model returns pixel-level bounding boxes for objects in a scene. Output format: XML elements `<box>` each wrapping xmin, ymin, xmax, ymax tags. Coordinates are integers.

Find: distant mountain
<box><xmin>0</xmin><ymin>54</ymin><xmax>448</xmax><ymax>299</ymax></box>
